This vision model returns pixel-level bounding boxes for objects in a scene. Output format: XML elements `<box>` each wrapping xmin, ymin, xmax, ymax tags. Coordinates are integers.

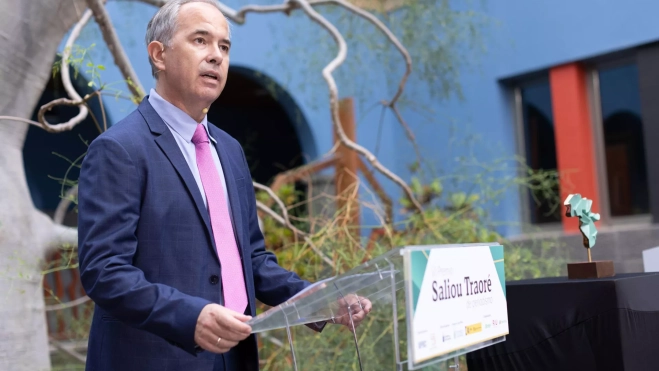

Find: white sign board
<box><xmin>643</xmin><ymin>246</ymin><xmax>659</xmax><ymax>272</ymax></box>
<box><xmin>403</xmin><ymin>244</ymin><xmax>508</xmax><ymax>369</ymax></box>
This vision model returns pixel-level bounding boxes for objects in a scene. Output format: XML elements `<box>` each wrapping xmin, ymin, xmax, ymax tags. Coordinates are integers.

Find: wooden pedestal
<box><xmin>567</xmin><ymin>260</ymin><xmax>615</xmax><ymax>279</ymax></box>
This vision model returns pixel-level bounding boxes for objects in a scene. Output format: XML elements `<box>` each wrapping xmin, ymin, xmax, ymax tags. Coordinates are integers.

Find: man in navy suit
<box><xmin>77</xmin><ymin>1</ymin><xmax>371</xmax><ymax>370</ymax></box>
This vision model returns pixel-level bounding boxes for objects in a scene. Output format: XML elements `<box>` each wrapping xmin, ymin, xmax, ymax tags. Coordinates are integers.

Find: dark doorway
<box><xmin>24</xmin><ymin>62</ymin><xmax>106</xmax><ymax>227</ymax></box>
<box><xmin>603</xmin><ymin>111</ymin><xmax>648</xmax><ymax>216</ymax></box>
<box><xmin>519</xmin><ymin>79</ymin><xmax>562</xmax><ymax>225</ymax></box>
<box><xmin>524</xmin><ymin>104</ymin><xmax>561</xmax><ymax>224</ymax></box>
<box><xmin>207</xmin><ymin>67</ymin><xmax>306</xmax><ymax>186</ymax></box>
<box><xmin>596</xmin><ymin>59</ymin><xmax>649</xmax><ymax>218</ymax></box>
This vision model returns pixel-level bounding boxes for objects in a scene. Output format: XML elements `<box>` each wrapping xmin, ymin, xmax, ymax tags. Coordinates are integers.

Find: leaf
<box><xmin>97</xmin><ymin>65</ymin><xmax>106</xmax><ymax>71</ymax></box>
<box><xmin>410</xmin><ymin>177</ymin><xmax>422</xmax><ymax>194</ymax></box>
<box><xmin>430</xmin><ymin>179</ymin><xmax>443</xmax><ymax>194</ymax></box>
<box><xmin>467</xmin><ymin>194</ymin><xmax>480</xmax><ymax>204</ymax></box>
<box><xmin>450</xmin><ymin>192</ymin><xmax>466</xmax><ymax>207</ymax></box>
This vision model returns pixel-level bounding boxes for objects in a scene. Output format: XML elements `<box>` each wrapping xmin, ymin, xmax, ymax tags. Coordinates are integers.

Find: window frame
<box><xmin>511</xmin><ymin>75</ymin><xmax>564</xmax><ymax>233</ymax></box>
<box><xmin>585</xmin><ymin>55</ymin><xmax>652</xmax><ymax>226</ymax></box>
<box><xmin>511</xmin><ymin>49</ymin><xmax>653</xmax><ymax>237</ymax></box>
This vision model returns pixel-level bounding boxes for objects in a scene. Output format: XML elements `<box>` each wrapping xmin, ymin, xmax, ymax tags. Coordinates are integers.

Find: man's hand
<box><xmin>194</xmin><ymin>304</ymin><xmax>252</xmax><ymax>353</ymax></box>
<box><xmin>331</xmin><ymin>294</ymin><xmax>372</xmax><ymax>332</ymax></box>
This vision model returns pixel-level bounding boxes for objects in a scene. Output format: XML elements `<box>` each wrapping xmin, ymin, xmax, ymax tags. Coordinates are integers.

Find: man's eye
<box><xmin>194</xmin><ymin>38</ymin><xmax>205</xmax><ymax>44</ymax></box>
<box><xmin>220</xmin><ymin>45</ymin><xmax>230</xmax><ymax>52</ymax></box>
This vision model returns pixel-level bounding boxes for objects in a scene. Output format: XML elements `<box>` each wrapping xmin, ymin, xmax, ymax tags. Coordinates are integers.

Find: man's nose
<box><xmin>207</xmin><ymin>45</ymin><xmax>224</xmax><ymax>65</ymax></box>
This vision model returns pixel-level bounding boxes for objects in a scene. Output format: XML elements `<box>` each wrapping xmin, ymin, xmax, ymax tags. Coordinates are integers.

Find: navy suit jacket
<box><xmin>78</xmin><ymin>98</ymin><xmax>315</xmax><ymax>371</ymax></box>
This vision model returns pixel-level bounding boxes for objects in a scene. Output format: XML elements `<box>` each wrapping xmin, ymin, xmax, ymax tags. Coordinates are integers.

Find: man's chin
<box><xmin>197</xmin><ymin>90</ymin><xmax>222</xmax><ymax>106</ymax></box>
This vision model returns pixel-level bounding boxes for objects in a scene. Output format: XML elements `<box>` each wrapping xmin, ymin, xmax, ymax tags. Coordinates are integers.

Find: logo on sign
<box><xmin>465</xmin><ymin>323</ymin><xmax>482</xmax><ymax>335</ymax></box>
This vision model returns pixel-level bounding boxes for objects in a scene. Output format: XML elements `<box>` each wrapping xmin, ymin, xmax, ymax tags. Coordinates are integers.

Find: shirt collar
<box><xmin>148</xmin><ymin>88</ymin><xmax>217</xmax><ymax>144</ymax></box>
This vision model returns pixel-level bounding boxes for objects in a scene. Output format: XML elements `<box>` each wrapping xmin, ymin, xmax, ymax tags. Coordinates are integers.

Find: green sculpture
<box><xmin>564</xmin><ymin>194</ymin><xmax>600</xmax><ymax>262</ymax></box>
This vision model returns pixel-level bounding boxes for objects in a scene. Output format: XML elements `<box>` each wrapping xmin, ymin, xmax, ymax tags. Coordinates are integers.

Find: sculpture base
<box><xmin>567</xmin><ymin>261</ymin><xmax>615</xmax><ymax>279</ymax></box>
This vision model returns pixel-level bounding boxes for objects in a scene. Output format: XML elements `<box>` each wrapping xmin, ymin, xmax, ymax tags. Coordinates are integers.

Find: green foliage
<box><xmin>53</xmin><ymin>44</ymin><xmax>105</xmax><ymax>89</ymax></box>
<box><xmin>54</xmin><ymin>43</ymin><xmax>141</xmax><ymax>104</ymax></box>
<box><xmin>356</xmin><ymin>0</ymin><xmax>490</xmax><ymax>101</ymax></box>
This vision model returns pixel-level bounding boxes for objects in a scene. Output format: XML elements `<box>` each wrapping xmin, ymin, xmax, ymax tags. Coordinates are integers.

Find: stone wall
<box><xmin>510</xmin><ymin>223</ymin><xmax>659</xmax><ymax>274</ymax></box>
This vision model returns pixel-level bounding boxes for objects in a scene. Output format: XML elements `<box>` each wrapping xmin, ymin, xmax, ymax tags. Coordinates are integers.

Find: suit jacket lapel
<box><xmin>208</xmin><ymin>125</ymin><xmax>247</xmax><ymax>257</ymax></box>
<box><xmin>138</xmin><ymin>99</ymin><xmax>218</xmax><ymax>263</ymax></box>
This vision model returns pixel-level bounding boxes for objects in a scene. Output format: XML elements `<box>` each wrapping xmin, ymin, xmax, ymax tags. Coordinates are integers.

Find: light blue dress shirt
<box><xmin>148</xmin><ymin>88</ymin><xmax>229</xmax><ymax>208</ymax></box>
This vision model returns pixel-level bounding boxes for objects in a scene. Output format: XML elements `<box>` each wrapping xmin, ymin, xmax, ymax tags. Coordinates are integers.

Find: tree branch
<box><xmin>36</xmin><ymin>91</ymin><xmax>101</xmax><ymax>133</ymax></box>
<box><xmin>310</xmin><ymin>0</ymin><xmax>422</xmax><ymax>169</ymax></box>
<box><xmin>0</xmin><ymin>116</ymin><xmax>43</xmax><ymax>127</ymax></box>
<box><xmin>49</xmin><ymin>224</ymin><xmax>78</xmax><ymax>252</ymax></box>
<box><xmin>308</xmin><ymin>0</ymin><xmax>411</xmax><ymax>106</ymax></box>
<box><xmin>49</xmin><ymin>337</ymin><xmax>87</xmax><ymax>364</ymax></box>
<box><xmin>391</xmin><ymin>104</ymin><xmax>422</xmax><ymax>166</ymax></box>
<box><xmin>136</xmin><ymin>0</ymin><xmax>418</xmax><ymax>146</ymax></box>
<box><xmin>132</xmin><ymin>0</ymin><xmax>166</xmax><ymax>6</ymax></box>
<box><xmin>0</xmin><ymin>9</ymin><xmax>98</xmax><ymax>134</ymax></box>
<box><xmin>134</xmin><ymin>0</ymin><xmax>292</xmax><ymax>23</ymax></box>
<box><xmin>255</xmin><ymin>199</ymin><xmax>336</xmax><ymax>269</ymax></box>
<box><xmin>54</xmin><ymin>185</ymin><xmax>78</xmax><ymax>225</ymax></box>
<box><xmin>253</xmin><ymin>182</ymin><xmax>295</xmax><ymax>227</ymax></box>
<box><xmin>221</xmin><ymin>3</ymin><xmax>293</xmax><ymax>24</ymax></box>
<box><xmin>131</xmin><ymin>0</ymin><xmax>426</xmax><ymax>217</ymax></box>
<box><xmin>290</xmin><ymin>0</ymin><xmax>424</xmax><ymax>215</ymax></box>
<box><xmin>254</xmin><ymin>181</ymin><xmax>335</xmax><ymax>268</ymax></box>
<box><xmin>136</xmin><ymin>1</ymin><xmax>423</xmax><ymax>211</ymax></box>
<box><xmin>60</xmin><ymin>8</ymin><xmax>93</xmax><ymax>129</ymax></box>
<box><xmin>0</xmin><ymin>91</ymin><xmax>100</xmax><ymax>133</ymax></box>
<box><xmin>220</xmin><ymin>0</ymin><xmax>420</xmax><ymax>158</ymax></box>
<box><xmin>45</xmin><ymin>295</ymin><xmax>91</xmax><ymax>311</ymax></box>
<box><xmin>86</xmin><ymin>0</ymin><xmax>144</xmax><ymax>100</ymax></box>
<box><xmin>214</xmin><ymin>0</ymin><xmax>425</xmax><ymax>213</ymax></box>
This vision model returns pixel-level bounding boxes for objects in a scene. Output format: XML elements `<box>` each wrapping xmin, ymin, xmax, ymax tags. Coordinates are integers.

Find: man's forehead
<box><xmin>177</xmin><ymin>2</ymin><xmax>228</xmax><ymax>30</ymax></box>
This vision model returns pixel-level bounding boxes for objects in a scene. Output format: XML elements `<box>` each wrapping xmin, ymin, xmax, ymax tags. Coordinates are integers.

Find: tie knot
<box><xmin>191</xmin><ymin>123</ymin><xmax>209</xmax><ymax>145</ymax></box>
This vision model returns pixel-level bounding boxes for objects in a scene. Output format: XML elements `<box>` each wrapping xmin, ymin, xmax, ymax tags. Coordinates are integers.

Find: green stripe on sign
<box><xmin>411</xmin><ymin>250</ymin><xmax>429</xmax><ymax>314</ymax></box>
<box><xmin>489</xmin><ymin>245</ymin><xmax>506</xmax><ymax>297</ymax></box>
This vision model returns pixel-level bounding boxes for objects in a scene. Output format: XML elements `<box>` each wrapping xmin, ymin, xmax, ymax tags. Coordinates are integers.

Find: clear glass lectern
<box><xmin>248</xmin><ymin>243</ymin><xmax>508</xmax><ymax>371</ymax></box>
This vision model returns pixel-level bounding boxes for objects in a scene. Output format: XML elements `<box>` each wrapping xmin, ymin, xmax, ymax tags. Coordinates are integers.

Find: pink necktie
<box><xmin>191</xmin><ymin>123</ymin><xmax>247</xmax><ymax>313</ymax></box>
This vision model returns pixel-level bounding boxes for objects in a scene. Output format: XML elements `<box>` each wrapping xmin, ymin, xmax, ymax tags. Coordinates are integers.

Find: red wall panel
<box><xmin>550</xmin><ymin>63</ymin><xmax>601</xmax><ymax>232</ymax></box>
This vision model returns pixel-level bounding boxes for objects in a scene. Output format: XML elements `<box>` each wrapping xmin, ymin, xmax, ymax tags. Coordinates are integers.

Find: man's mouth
<box><xmin>201</xmin><ymin>72</ymin><xmax>219</xmax><ymax>80</ymax></box>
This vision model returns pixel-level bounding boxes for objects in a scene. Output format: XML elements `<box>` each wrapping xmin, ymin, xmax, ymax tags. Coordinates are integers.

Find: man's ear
<box><xmin>147</xmin><ymin>41</ymin><xmax>166</xmax><ymax>75</ymax></box>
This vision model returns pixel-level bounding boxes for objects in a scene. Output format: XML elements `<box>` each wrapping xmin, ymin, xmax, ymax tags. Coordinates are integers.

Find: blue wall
<box><xmin>489</xmin><ymin>0</ymin><xmax>659</xmax><ymax>79</ymax></box>
<box><xmin>395</xmin><ymin>0</ymin><xmax>659</xmax><ymax>236</ymax></box>
<box><xmin>61</xmin><ymin>0</ymin><xmax>659</xmax><ymax>237</ymax></box>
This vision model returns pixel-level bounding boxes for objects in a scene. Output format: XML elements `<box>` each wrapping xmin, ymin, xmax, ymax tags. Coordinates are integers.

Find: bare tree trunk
<box><xmin>0</xmin><ymin>1</ymin><xmax>85</xmax><ymax>370</ymax></box>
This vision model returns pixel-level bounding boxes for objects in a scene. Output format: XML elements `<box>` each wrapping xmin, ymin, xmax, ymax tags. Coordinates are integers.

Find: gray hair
<box><xmin>145</xmin><ymin>0</ymin><xmax>232</xmax><ymax>78</ymax></box>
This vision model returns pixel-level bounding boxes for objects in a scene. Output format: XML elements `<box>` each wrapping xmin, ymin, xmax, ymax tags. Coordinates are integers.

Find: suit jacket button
<box><xmin>209</xmin><ymin>275</ymin><xmax>219</xmax><ymax>285</ymax></box>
